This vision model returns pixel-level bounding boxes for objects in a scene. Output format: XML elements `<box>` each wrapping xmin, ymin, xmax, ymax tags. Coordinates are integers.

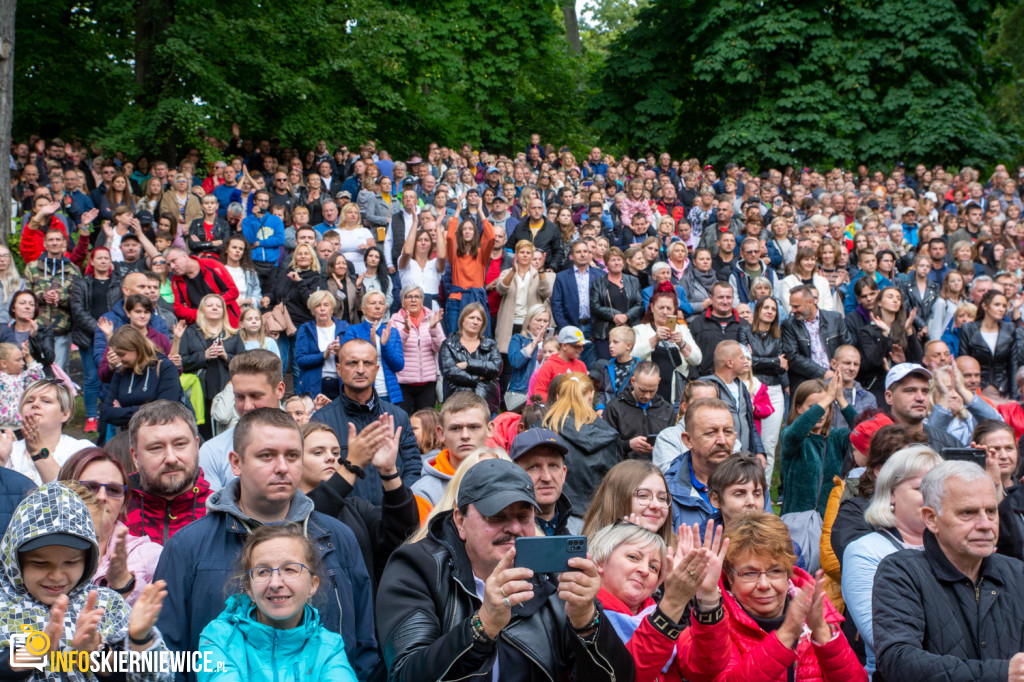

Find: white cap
<box><xmin>885</xmin><ymin>363</ymin><xmax>932</xmax><ymax>391</ymax></box>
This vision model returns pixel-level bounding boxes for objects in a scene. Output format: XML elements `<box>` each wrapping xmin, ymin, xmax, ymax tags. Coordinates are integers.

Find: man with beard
<box><xmin>664</xmin><ymin>398</ymin><xmax>737</xmax><ymax>533</ymax></box>
<box><xmin>125</xmin><ymin>400</ymin><xmax>211</xmax><ymax>544</ymax></box>
<box><xmin>154</xmin><ymin>408</ymin><xmax>378</xmax><ymax>682</ymax></box>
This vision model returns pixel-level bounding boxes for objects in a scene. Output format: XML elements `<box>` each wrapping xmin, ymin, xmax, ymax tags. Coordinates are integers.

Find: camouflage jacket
<box><xmin>24</xmin><ymin>256</ymin><xmax>81</xmax><ymax>334</ymax></box>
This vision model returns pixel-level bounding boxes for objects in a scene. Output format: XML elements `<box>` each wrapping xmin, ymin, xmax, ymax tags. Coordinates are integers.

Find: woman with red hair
<box><xmin>630</xmin><ymin>283</ymin><xmax>701</xmax><ymax>403</ymax></box>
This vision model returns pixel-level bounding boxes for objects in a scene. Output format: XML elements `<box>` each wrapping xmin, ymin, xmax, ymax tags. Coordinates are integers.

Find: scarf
<box><xmin>599</xmin><ymin>589</ymin><xmax>676</xmax><ymax>673</ymax></box>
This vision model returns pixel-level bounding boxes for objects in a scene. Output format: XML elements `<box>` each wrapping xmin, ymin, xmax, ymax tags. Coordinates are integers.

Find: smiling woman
<box><xmin>197</xmin><ymin>524</ymin><xmax>358</xmax><ymax>682</ymax></box>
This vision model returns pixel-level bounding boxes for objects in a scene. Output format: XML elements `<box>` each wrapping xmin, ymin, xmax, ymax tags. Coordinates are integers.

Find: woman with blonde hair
<box><xmin>180</xmin><ymin>293</ymin><xmax>237</xmax><ymax>438</ymax></box>
<box><xmin>295</xmin><ymin>290</ymin><xmax>350</xmax><ymax>399</ymax></box>
<box><xmin>438</xmin><ymin>302</ymin><xmax>501</xmax><ymax>414</ymax></box>
<box><xmin>0</xmin><ymin>243</ymin><xmax>24</xmax><ymax>326</ymax></box>
<box><xmin>337</xmin><ymin>202</ymin><xmax>375</xmax><ymax>275</ymax></box>
<box><xmin>159</xmin><ymin>172</ymin><xmax>203</xmax><ymax>237</ymax></box>
<box><xmin>542</xmin><ymin>371</ymin><xmax>620</xmax><ymax>516</ymax></box>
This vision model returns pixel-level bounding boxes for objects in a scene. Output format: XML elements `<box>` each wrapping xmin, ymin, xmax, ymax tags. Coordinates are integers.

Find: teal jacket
<box><xmin>199</xmin><ymin>593</ymin><xmax>357</xmax><ymax>682</ymax></box>
<box><xmin>779</xmin><ymin>403</ymin><xmax>857</xmax><ymax>516</ymax></box>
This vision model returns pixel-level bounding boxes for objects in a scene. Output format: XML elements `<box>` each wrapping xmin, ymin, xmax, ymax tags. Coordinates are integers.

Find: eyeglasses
<box><xmin>248</xmin><ymin>563</ymin><xmax>310</xmax><ymax>583</ymax></box>
<box><xmin>79</xmin><ymin>480</ymin><xmax>128</xmax><ymax>498</ymax></box>
<box><xmin>633</xmin><ymin>488</ymin><xmax>669</xmax><ymax>506</ymax></box>
<box><xmin>730</xmin><ymin>567</ymin><xmax>789</xmax><ymax>583</ymax></box>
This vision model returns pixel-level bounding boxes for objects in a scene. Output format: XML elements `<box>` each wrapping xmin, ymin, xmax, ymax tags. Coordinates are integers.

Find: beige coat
<box><xmin>158</xmin><ymin>189</ymin><xmax>204</xmax><ymax>229</ymax></box>
<box><xmin>494</xmin><ymin>266</ymin><xmax>552</xmax><ymax>353</ymax></box>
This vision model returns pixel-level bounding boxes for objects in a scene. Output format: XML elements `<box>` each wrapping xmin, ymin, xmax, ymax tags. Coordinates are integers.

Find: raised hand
<box><xmin>70</xmin><ymin>590</ymin><xmax>105</xmax><ymax>653</ymax></box>
<box><xmin>658</xmin><ymin>524</ymin><xmax>710</xmax><ymax>621</ymax></box>
<box><xmin>80</xmin><ymin>208</ymin><xmax>99</xmax><ymax>226</ymax></box>
<box><xmin>97</xmin><ymin>317</ymin><xmax>115</xmax><ymax>339</ymax></box>
<box><xmin>43</xmin><ymin>595</ymin><xmax>69</xmax><ymax>655</ymax></box>
<box><xmin>870</xmin><ymin>312</ymin><xmax>890</xmax><ymax>335</ymax></box>
<box><xmin>804</xmin><ymin>571</ymin><xmax>833</xmax><ymax>645</ymax></box>
<box><xmin>106</xmin><ymin>526</ymin><xmax>132</xmax><ymax>592</ymax></box>
<box><xmin>313</xmin><ymin>393</ymin><xmax>332</xmax><ymax>411</ymax></box>
<box><xmin>128</xmin><ymin>580</ymin><xmax>168</xmax><ymax>649</ymax></box>
<box><xmin>173</xmin><ymin>320</ymin><xmax>187</xmax><ymax>339</ymax></box>
<box><xmin>776</xmin><ymin>581</ymin><xmax>813</xmax><ymax>649</ymax></box>
<box><xmin>697</xmin><ymin>520</ymin><xmax>730</xmax><ymax>603</ymax></box>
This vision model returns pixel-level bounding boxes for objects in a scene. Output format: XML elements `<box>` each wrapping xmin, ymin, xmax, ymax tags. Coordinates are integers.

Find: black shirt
<box><xmin>89</xmin><ymin>278</ymin><xmax>112</xmax><ymax>319</ymax></box>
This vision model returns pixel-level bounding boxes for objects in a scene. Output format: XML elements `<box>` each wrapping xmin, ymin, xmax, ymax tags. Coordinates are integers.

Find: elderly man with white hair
<box><xmin>872</xmin><ymin>460</ymin><xmax>1024</xmax><ymax>681</ymax></box>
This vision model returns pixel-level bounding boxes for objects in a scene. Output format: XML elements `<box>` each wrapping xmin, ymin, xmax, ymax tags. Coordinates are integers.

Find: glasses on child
<box><xmin>78</xmin><ymin>480</ymin><xmax>129</xmax><ymax>498</ymax></box>
<box><xmin>248</xmin><ymin>563</ymin><xmax>310</xmax><ymax>583</ymax></box>
<box><xmin>633</xmin><ymin>488</ymin><xmax>669</xmax><ymax>506</ymax></box>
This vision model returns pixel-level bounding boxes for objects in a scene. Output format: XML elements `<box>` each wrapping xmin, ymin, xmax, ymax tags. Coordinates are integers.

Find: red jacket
<box><xmin>125</xmin><ymin>469</ymin><xmax>212</xmax><ymax>545</ymax></box>
<box><xmin>170</xmin><ymin>256</ymin><xmax>241</xmax><ymax>326</ymax></box>
<box><xmin>20</xmin><ymin>215</ymin><xmax>69</xmax><ymax>264</ymax></box>
<box><xmin>680</xmin><ymin>568</ymin><xmax>866</xmax><ymax>682</ymax></box>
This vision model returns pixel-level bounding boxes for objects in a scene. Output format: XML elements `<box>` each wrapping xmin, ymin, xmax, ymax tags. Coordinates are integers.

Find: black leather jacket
<box><xmin>439</xmin><ymin>334</ymin><xmax>502</xmax><ymax>415</ymax></box>
<box><xmin>69</xmin><ymin>272</ymin><xmax>123</xmax><ymax>348</ymax></box>
<box><xmin>898</xmin><ymin>278</ymin><xmax>939</xmax><ymax>331</ymax></box>
<box><xmin>376</xmin><ymin>512</ymin><xmax>635</xmax><ymax>682</ymax></box>
<box><xmin>780</xmin><ymin>310</ymin><xmax>853</xmax><ymax>389</ymax></box>
<box><xmin>958</xmin><ymin>321</ymin><xmax>1024</xmax><ymax>398</ymax></box>
<box><xmin>590</xmin><ymin>273</ymin><xmax>644</xmax><ymax>340</ymax></box>
<box><xmin>750</xmin><ymin>329</ymin><xmax>786</xmax><ymax>387</ymax></box>
<box><xmin>186</xmin><ymin>216</ymin><xmax>231</xmax><ymax>256</ymax></box>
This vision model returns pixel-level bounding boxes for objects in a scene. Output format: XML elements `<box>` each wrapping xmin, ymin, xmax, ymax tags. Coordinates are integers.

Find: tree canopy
<box><xmin>12</xmin><ymin>0</ymin><xmax>1024</xmax><ymax>167</ymax></box>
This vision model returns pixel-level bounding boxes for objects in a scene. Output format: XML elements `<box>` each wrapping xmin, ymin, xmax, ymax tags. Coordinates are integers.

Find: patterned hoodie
<box><xmin>0</xmin><ymin>482</ymin><xmax>171</xmax><ymax>682</ymax></box>
<box><xmin>23</xmin><ymin>256</ymin><xmax>81</xmax><ymax>335</ymax></box>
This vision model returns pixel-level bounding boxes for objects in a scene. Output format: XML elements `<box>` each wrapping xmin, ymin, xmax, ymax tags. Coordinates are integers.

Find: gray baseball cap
<box><xmin>457</xmin><ymin>459</ymin><xmax>539</xmax><ymax>517</ymax></box>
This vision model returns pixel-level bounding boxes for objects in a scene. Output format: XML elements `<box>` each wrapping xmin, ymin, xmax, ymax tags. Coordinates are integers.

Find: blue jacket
<box><xmin>154</xmin><ymin>480</ymin><xmax>378</xmax><ymax>682</ymax></box>
<box><xmin>551</xmin><ymin>266</ymin><xmax>604</xmax><ymax>328</ymax></box>
<box><xmin>93</xmin><ymin>297</ymin><xmax>171</xmax><ymax>366</ymax></box>
<box><xmin>0</xmin><ymin>467</ymin><xmax>34</xmax><ymax>538</ymax></box>
<box><xmin>241</xmin><ymin>212</ymin><xmax>286</xmax><ymax>264</ymax></box>
<box><xmin>294</xmin><ymin>319</ymin><xmax>350</xmax><ymax>396</ymax></box>
<box><xmin>343</xmin><ymin>321</ymin><xmax>405</xmax><ymax>404</ymax></box>
<box><xmin>66</xmin><ymin>189</ymin><xmax>95</xmax><ymax>228</ymax></box>
<box><xmin>665</xmin><ymin>451</ymin><xmax>716</xmax><ymax>533</ymax></box>
<box><xmin>506</xmin><ymin>332</ymin><xmax>542</xmax><ymax>394</ymax></box>
<box><xmin>198</xmin><ymin>594</ymin><xmax>357</xmax><ymax>682</ymax></box>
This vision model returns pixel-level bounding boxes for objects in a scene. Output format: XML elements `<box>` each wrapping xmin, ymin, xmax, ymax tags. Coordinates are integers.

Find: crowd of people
<box><xmin>4</xmin><ymin>132</ymin><xmax>1024</xmax><ymax>680</ymax></box>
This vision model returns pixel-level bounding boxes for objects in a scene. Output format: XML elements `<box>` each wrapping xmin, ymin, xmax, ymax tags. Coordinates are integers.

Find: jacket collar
<box><xmin>704</xmin><ymin>307</ymin><xmax>741</xmax><ymax>323</ymax></box>
<box><xmin>206</xmin><ymin>477</ymin><xmax>315</xmax><ymax>528</ymax></box>
<box><xmin>129</xmin><ymin>468</ymin><xmax>210</xmax><ymax>510</ymax></box>
<box><xmin>922</xmin><ymin>529</ymin><xmax>1004</xmax><ymax>585</ymax></box>
<box><xmin>340</xmin><ymin>388</ymin><xmax>381</xmax><ymax>415</ymax></box>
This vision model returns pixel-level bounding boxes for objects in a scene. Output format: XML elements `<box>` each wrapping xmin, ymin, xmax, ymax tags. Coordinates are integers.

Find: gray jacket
<box><xmin>701</xmin><ymin>373</ymin><xmax>765</xmax><ymax>455</ymax></box>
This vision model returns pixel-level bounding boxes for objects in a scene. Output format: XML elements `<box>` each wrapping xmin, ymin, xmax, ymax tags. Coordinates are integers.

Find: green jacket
<box><xmin>23</xmin><ymin>256</ymin><xmax>80</xmax><ymax>334</ymax></box>
<box><xmin>780</xmin><ymin>403</ymin><xmax>857</xmax><ymax>516</ymax></box>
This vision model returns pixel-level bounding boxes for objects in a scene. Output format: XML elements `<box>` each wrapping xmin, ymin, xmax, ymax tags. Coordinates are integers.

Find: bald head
<box><xmin>955</xmin><ymin>355</ymin><xmax>982</xmax><ymax>392</ymax></box>
<box><xmin>714</xmin><ymin>340</ymin><xmax>743</xmax><ymax>370</ymax></box>
<box><xmin>122</xmin><ymin>272</ymin><xmax>149</xmax><ymax>297</ymax></box>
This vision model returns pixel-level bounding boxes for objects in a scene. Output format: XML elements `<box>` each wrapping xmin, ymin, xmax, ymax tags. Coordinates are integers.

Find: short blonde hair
<box><xmin>290</xmin><ymin>243</ymin><xmax>321</xmax><ymax>273</ymax></box>
<box><xmin>21</xmin><ymin>379</ymin><xmax>74</xmax><ymax>415</ymax></box>
<box><xmin>608</xmin><ymin>326</ymin><xmax>635</xmax><ymax>347</ymax></box>
<box><xmin>307</xmin><ymin>290</ymin><xmax>335</xmax><ymax>315</ymax></box>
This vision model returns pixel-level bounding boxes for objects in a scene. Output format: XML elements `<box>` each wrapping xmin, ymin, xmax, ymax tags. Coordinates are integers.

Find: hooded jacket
<box><xmin>556</xmin><ymin>415</ymin><xmax>622</xmax><ymax>513</ymax></box>
<box><xmin>0</xmin><ymin>483</ymin><xmax>172</xmax><ymax>682</ymax></box>
<box><xmin>410</xmin><ymin>449</ymin><xmax>457</xmax><ymax>518</ymax></box>
<box><xmin>125</xmin><ymin>469</ymin><xmax>212</xmax><ymax>545</ymax></box>
<box><xmin>198</xmin><ymin>594</ymin><xmax>357</xmax><ymax>682</ymax></box>
<box><xmin>375</xmin><ymin>511</ymin><xmax>635</xmax><ymax>682</ymax></box>
<box><xmin>153</xmin><ymin>479</ymin><xmax>378</xmax><ymax>682</ymax></box>
<box><xmin>102</xmin><ymin>356</ymin><xmax>184</xmax><ymax>426</ymax></box>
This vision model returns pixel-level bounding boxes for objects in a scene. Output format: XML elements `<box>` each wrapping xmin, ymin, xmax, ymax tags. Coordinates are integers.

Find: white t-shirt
<box><xmin>337</xmin><ymin>228</ymin><xmax>375</xmax><ymax>275</ymax></box>
<box><xmin>225</xmin><ymin>265</ymin><xmax>248</xmax><ymax>303</ymax></box>
<box><xmin>981</xmin><ymin>329</ymin><xmax>999</xmax><ymax>354</ymax></box>
<box><xmin>316</xmin><ymin>324</ymin><xmax>338</xmax><ymax>378</ymax></box>
<box><xmin>399</xmin><ymin>258</ymin><xmax>442</xmax><ymax>300</ymax></box>
<box><xmin>7</xmin><ymin>435</ymin><xmax>94</xmax><ymax>485</ymax></box>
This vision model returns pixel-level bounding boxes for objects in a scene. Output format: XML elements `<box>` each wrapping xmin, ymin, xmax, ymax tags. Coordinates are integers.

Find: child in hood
<box><xmin>0</xmin><ymin>482</ymin><xmax>171</xmax><ymax>682</ymax></box>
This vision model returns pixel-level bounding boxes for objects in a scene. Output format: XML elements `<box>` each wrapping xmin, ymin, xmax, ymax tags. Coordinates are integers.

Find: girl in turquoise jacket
<box><xmin>198</xmin><ymin>524</ymin><xmax>357</xmax><ymax>682</ymax></box>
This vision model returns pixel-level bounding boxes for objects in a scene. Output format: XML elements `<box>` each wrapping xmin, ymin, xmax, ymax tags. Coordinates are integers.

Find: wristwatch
<box><xmin>31</xmin><ymin>448</ymin><xmax>50</xmax><ymax>462</ymax></box>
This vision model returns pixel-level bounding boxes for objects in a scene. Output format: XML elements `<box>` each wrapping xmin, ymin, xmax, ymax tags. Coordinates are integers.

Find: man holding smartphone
<box><xmin>377</xmin><ymin>458</ymin><xmax>633</xmax><ymax>682</ymax></box>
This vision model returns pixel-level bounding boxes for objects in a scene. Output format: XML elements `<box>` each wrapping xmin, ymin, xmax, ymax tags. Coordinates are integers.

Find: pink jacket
<box><xmin>750</xmin><ymin>381</ymin><xmax>775</xmax><ymax>434</ymax></box>
<box><xmin>620</xmin><ymin>196</ymin><xmax>656</xmax><ymax>227</ymax></box>
<box><xmin>92</xmin><ymin>521</ymin><xmax>164</xmax><ymax>605</ymax></box>
<box><xmin>390</xmin><ymin>308</ymin><xmax>445</xmax><ymax>383</ymax></box>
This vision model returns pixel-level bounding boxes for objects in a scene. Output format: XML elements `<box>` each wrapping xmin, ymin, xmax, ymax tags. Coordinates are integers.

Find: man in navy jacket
<box><xmin>551</xmin><ymin>240</ymin><xmax>604</xmax><ymax>368</ymax></box>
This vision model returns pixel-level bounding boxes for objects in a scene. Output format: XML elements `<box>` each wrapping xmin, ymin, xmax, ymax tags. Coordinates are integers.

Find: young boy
<box><xmin>0</xmin><ymin>482</ymin><xmax>170</xmax><ymax>679</ymax></box>
<box><xmin>531</xmin><ymin>326</ymin><xmax>588</xmax><ymax>401</ymax></box>
<box><xmin>708</xmin><ymin>453</ymin><xmax>806</xmax><ymax>569</ymax></box>
<box><xmin>154</xmin><ymin>230</ymin><xmax>175</xmax><ymax>255</ymax></box>
<box><xmin>590</xmin><ymin>326</ymin><xmax>638</xmax><ymax>413</ymax></box>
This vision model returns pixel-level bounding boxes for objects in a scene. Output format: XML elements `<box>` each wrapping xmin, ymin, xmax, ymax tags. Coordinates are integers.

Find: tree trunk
<box><xmin>562</xmin><ymin>0</ymin><xmax>582</xmax><ymax>55</ymax></box>
<box><xmin>136</xmin><ymin>0</ymin><xmax>177</xmax><ymax>163</ymax></box>
<box><xmin>0</xmin><ymin>0</ymin><xmax>14</xmax><ymax>240</ymax></box>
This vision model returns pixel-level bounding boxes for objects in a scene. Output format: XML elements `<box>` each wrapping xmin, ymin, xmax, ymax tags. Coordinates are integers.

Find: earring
<box><xmin>890</xmin><ymin>503</ymin><xmax>895</xmax><ymax>512</ymax></box>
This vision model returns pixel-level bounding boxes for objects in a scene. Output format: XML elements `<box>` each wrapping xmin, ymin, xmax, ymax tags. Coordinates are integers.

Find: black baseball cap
<box><xmin>458</xmin><ymin>459</ymin><xmax>539</xmax><ymax>517</ymax></box>
<box><xmin>20</xmin><ymin>533</ymin><xmax>92</xmax><ymax>553</ymax></box>
<box><xmin>509</xmin><ymin>428</ymin><xmax>568</xmax><ymax>462</ymax></box>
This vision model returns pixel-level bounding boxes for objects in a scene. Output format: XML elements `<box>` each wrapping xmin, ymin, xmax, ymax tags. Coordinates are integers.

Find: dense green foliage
<box><xmin>12</xmin><ymin>0</ymin><xmax>1024</xmax><ymax>166</ymax></box>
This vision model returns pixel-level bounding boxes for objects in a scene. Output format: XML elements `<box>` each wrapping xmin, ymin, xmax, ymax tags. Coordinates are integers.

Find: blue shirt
<box><xmin>689</xmin><ymin>461</ymin><xmax>715</xmax><ymax>509</ymax></box>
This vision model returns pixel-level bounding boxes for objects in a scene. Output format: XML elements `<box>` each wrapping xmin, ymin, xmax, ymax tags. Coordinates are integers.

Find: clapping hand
<box><xmin>106</xmin><ymin>526</ymin><xmax>132</xmax><ymax>592</ymax></box>
<box><xmin>429</xmin><ymin>311</ymin><xmax>443</xmax><ymax>329</ymax></box>
<box><xmin>658</xmin><ymin>523</ymin><xmax>711</xmax><ymax>621</ymax></box>
<box><xmin>173</xmin><ymin>320</ymin><xmax>187</xmax><ymax>339</ymax></box>
<box><xmin>97</xmin><ymin>317</ymin><xmax>115</xmax><ymax>339</ymax></box>
<box><xmin>128</xmin><ymin>581</ymin><xmax>168</xmax><ymax>650</ymax></box>
<box><xmin>80</xmin><ymin>208</ymin><xmax>99</xmax><ymax>227</ymax></box>
<box><xmin>313</xmin><ymin>393</ymin><xmax>332</xmax><ymax>411</ymax></box>
<box><xmin>70</xmin><ymin>591</ymin><xmax>105</xmax><ymax>653</ymax></box>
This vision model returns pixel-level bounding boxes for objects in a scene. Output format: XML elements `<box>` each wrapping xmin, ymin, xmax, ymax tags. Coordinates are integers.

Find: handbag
<box><xmin>262</xmin><ymin>302</ymin><xmax>296</xmax><ymax>339</ymax></box>
<box><xmin>781</xmin><ymin>454</ymin><xmax>828</xmax><ymax>574</ymax></box>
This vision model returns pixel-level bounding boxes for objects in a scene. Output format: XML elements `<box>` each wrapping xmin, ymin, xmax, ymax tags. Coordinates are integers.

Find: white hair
<box><xmin>920</xmin><ymin>460</ymin><xmax>995</xmax><ymax>515</ymax></box>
